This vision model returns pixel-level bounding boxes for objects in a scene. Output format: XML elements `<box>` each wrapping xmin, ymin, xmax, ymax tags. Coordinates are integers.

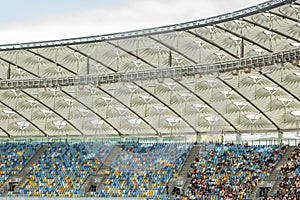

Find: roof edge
<box><xmin>0</xmin><ymin>0</ymin><xmax>295</xmax><ymax>51</ymax></box>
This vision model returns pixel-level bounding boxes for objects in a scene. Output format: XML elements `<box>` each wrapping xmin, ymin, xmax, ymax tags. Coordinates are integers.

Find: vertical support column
<box><xmin>277</xmin><ymin>129</ymin><xmax>283</xmax><ymax>145</ymax></box>
<box><xmin>120</xmin><ymin>136</ymin><xmax>126</xmax><ymax>142</ymax></box>
<box><xmin>158</xmin><ymin>135</ymin><xmax>163</xmax><ymax>143</ymax></box>
<box><xmin>168</xmin><ymin>50</ymin><xmax>172</xmax><ymax>67</ymax></box>
<box><xmin>240</xmin><ymin>38</ymin><xmax>244</xmax><ymax>58</ymax></box>
<box><xmin>86</xmin><ymin>57</ymin><xmax>90</xmax><ymax>75</ymax></box>
<box><xmin>7</xmin><ymin>64</ymin><xmax>11</xmax><ymax>79</ymax></box>
<box><xmin>236</xmin><ymin>131</ymin><xmax>242</xmax><ymax>144</ymax></box>
<box><xmin>196</xmin><ymin>132</ymin><xmax>202</xmax><ymax>143</ymax></box>
<box><xmin>221</xmin><ymin>133</ymin><xmax>224</xmax><ymax>144</ymax></box>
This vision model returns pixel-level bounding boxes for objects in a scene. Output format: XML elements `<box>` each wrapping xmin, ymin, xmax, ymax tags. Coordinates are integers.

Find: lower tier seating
<box><xmin>0</xmin><ymin>142</ymin><xmax>41</xmax><ymax>188</ymax></box>
<box><xmin>269</xmin><ymin>146</ymin><xmax>300</xmax><ymax>199</ymax></box>
<box><xmin>0</xmin><ymin>141</ymin><xmax>289</xmax><ymax>199</ymax></box>
<box><xmin>13</xmin><ymin>142</ymin><xmax>113</xmax><ymax>197</ymax></box>
<box><xmin>184</xmin><ymin>143</ymin><xmax>286</xmax><ymax>199</ymax></box>
<box><xmin>95</xmin><ymin>143</ymin><xmax>192</xmax><ymax>198</ymax></box>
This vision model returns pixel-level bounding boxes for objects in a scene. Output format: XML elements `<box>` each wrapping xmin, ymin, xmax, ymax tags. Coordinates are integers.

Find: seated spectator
<box><xmin>185</xmin><ymin>144</ymin><xmax>286</xmax><ymax>199</ymax></box>
<box><xmin>271</xmin><ymin>147</ymin><xmax>300</xmax><ymax>199</ymax></box>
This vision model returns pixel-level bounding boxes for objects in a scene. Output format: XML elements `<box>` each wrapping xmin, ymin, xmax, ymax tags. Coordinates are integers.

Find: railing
<box><xmin>9</xmin><ymin>194</ymin><xmax>174</xmax><ymax>199</ymax></box>
<box><xmin>0</xmin><ymin>47</ymin><xmax>299</xmax><ymax>90</ymax></box>
<box><xmin>1</xmin><ymin>135</ymin><xmax>300</xmax><ymax>146</ymax></box>
<box><xmin>224</xmin><ymin>138</ymin><xmax>300</xmax><ymax>146</ymax></box>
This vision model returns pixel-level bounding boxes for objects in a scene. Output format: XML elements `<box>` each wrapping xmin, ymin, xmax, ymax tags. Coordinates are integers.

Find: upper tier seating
<box><xmin>96</xmin><ymin>142</ymin><xmax>192</xmax><ymax>198</ymax></box>
<box><xmin>185</xmin><ymin>143</ymin><xmax>286</xmax><ymax>200</ymax></box>
<box><xmin>14</xmin><ymin>142</ymin><xmax>113</xmax><ymax>197</ymax></box>
<box><xmin>0</xmin><ymin>142</ymin><xmax>41</xmax><ymax>188</ymax></box>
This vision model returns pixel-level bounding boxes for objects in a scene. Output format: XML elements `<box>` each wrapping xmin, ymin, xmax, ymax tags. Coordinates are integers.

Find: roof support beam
<box><xmin>259</xmin><ymin>71</ymin><xmax>300</xmax><ymax>104</ymax></box>
<box><xmin>0</xmin><ymin>57</ymin><xmax>40</xmax><ymax>78</ymax></box>
<box><xmin>27</xmin><ymin>49</ymin><xmax>124</xmax><ymax>136</ymax></box>
<box><xmin>2</xmin><ymin>50</ymin><xmax>83</xmax><ymax>136</ymax></box>
<box><xmin>0</xmin><ymin>99</ymin><xmax>48</xmax><ymax>137</ymax></box>
<box><xmin>149</xmin><ymin>36</ymin><xmax>198</xmax><ymax>64</ymax></box>
<box><xmin>67</xmin><ymin>46</ymin><xmax>117</xmax><ymax>73</ymax></box>
<box><xmin>107</xmin><ymin>41</ymin><xmax>201</xmax><ymax>133</ymax></box>
<box><xmin>269</xmin><ymin>11</ymin><xmax>299</xmax><ymax>23</ymax></box>
<box><xmin>0</xmin><ymin>53</ymin><xmax>85</xmax><ymax>137</ymax></box>
<box><xmin>218</xmin><ymin>77</ymin><xmax>281</xmax><ymax>131</ymax></box>
<box><xmin>215</xmin><ymin>25</ymin><xmax>272</xmax><ymax>53</ymax></box>
<box><xmin>0</xmin><ymin>127</ymin><xmax>11</xmax><ymax>138</ymax></box>
<box><xmin>97</xmin><ymin>87</ymin><xmax>160</xmax><ymax>135</ymax></box>
<box><xmin>0</xmin><ymin>54</ymin><xmax>95</xmax><ymax>136</ymax></box>
<box><xmin>67</xmin><ymin>43</ymin><xmax>197</xmax><ymax>135</ymax></box>
<box><xmin>67</xmin><ymin>46</ymin><xmax>162</xmax><ymax>135</ymax></box>
<box><xmin>22</xmin><ymin>90</ymin><xmax>83</xmax><ymax>136</ymax></box>
<box><xmin>186</xmin><ymin>30</ymin><xmax>238</xmax><ymax>58</ymax></box>
<box><xmin>243</xmin><ymin>19</ymin><xmax>300</xmax><ymax>43</ymax></box>
<box><xmin>0</xmin><ymin>48</ymin><xmax>299</xmax><ymax>90</ymax></box>
<box><xmin>106</xmin><ymin>42</ymin><xmax>204</xmax><ymax>133</ymax></box>
<box><xmin>60</xmin><ymin>90</ymin><xmax>122</xmax><ymax>136</ymax></box>
<box><xmin>132</xmin><ymin>81</ymin><xmax>199</xmax><ymax>133</ymax></box>
<box><xmin>216</xmin><ymin>23</ymin><xmax>300</xmax><ymax>105</ymax></box>
<box><xmin>0</xmin><ymin>1</ymin><xmax>294</xmax><ymax>51</ymax></box>
<box><xmin>49</xmin><ymin>44</ymin><xmax>160</xmax><ymax>135</ymax></box>
<box><xmin>179</xmin><ymin>80</ymin><xmax>238</xmax><ymax>132</ymax></box>
<box><xmin>27</xmin><ymin>50</ymin><xmax>78</xmax><ymax>75</ymax></box>
<box><xmin>107</xmin><ymin>40</ymin><xmax>238</xmax><ymax>133</ymax></box>
<box><xmin>148</xmin><ymin>34</ymin><xmax>240</xmax><ymax>132</ymax></box>
<box><xmin>151</xmin><ymin>40</ymin><xmax>240</xmax><ymax>131</ymax></box>
<box><xmin>108</xmin><ymin>42</ymin><xmax>197</xmax><ymax>132</ymax></box>
<box><xmin>5</xmin><ymin>49</ymin><xmax>120</xmax><ymax>136</ymax></box>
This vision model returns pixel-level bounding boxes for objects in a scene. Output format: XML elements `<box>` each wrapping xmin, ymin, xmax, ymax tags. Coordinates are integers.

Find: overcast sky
<box><xmin>0</xmin><ymin>0</ymin><xmax>265</xmax><ymax>44</ymax></box>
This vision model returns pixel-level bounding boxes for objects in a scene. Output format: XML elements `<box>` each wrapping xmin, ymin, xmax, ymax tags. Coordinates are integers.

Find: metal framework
<box><xmin>0</xmin><ymin>48</ymin><xmax>298</xmax><ymax>90</ymax></box>
<box><xmin>0</xmin><ymin>0</ymin><xmax>293</xmax><ymax>51</ymax></box>
<box><xmin>0</xmin><ymin>0</ymin><xmax>299</xmax><ymax>139</ymax></box>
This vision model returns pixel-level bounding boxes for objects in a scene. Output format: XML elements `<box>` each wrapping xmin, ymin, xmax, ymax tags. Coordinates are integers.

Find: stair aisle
<box><xmin>166</xmin><ymin>145</ymin><xmax>199</xmax><ymax>196</ymax></box>
<box><xmin>249</xmin><ymin>145</ymin><xmax>295</xmax><ymax>199</ymax></box>
<box><xmin>267</xmin><ymin>146</ymin><xmax>296</xmax><ymax>196</ymax></box>
<box><xmin>81</xmin><ymin>144</ymin><xmax>122</xmax><ymax>195</ymax></box>
<box><xmin>1</xmin><ymin>144</ymin><xmax>48</xmax><ymax>195</ymax></box>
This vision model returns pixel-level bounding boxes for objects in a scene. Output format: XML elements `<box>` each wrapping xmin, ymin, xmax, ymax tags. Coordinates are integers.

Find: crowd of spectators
<box><xmin>183</xmin><ymin>143</ymin><xmax>286</xmax><ymax>199</ymax></box>
<box><xmin>267</xmin><ymin>146</ymin><xmax>300</xmax><ymax>200</ymax></box>
<box><xmin>1</xmin><ymin>141</ymin><xmax>297</xmax><ymax>199</ymax></box>
<box><xmin>97</xmin><ymin>142</ymin><xmax>191</xmax><ymax>198</ymax></box>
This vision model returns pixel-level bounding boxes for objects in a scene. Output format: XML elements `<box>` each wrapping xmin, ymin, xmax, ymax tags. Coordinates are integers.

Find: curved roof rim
<box><xmin>0</xmin><ymin>0</ymin><xmax>295</xmax><ymax>51</ymax></box>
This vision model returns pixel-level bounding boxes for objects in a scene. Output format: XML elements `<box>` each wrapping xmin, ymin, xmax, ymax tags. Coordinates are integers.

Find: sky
<box><xmin>0</xmin><ymin>0</ymin><xmax>266</xmax><ymax>44</ymax></box>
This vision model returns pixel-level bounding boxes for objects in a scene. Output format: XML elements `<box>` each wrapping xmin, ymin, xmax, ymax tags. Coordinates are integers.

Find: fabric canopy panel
<box><xmin>0</xmin><ymin>0</ymin><xmax>299</xmax><ymax>138</ymax></box>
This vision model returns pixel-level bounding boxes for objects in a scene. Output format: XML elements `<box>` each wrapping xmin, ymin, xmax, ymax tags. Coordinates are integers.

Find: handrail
<box><xmin>0</xmin><ymin>137</ymin><xmax>299</xmax><ymax>146</ymax></box>
<box><xmin>0</xmin><ymin>47</ymin><xmax>299</xmax><ymax>90</ymax></box>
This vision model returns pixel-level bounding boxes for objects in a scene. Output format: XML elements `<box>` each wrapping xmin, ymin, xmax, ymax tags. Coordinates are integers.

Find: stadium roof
<box><xmin>0</xmin><ymin>0</ymin><xmax>299</xmax><ymax>139</ymax></box>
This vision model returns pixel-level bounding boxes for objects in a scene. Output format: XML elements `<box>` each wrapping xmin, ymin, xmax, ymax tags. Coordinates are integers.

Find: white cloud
<box><xmin>0</xmin><ymin>0</ymin><xmax>265</xmax><ymax>44</ymax></box>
